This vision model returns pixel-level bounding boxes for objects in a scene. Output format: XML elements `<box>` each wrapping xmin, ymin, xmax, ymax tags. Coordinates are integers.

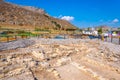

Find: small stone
<box><xmin>50</xmin><ymin>54</ymin><xmax>58</xmax><ymax>58</ymax></box>
<box><xmin>0</xmin><ymin>74</ymin><xmax>4</xmax><ymax>78</ymax></box>
<box><xmin>56</xmin><ymin>57</ymin><xmax>71</xmax><ymax>66</ymax></box>
<box><xmin>28</xmin><ymin>61</ymin><xmax>37</xmax><ymax>68</ymax></box>
<box><xmin>54</xmin><ymin>45</ymin><xmax>60</xmax><ymax>48</ymax></box>
<box><xmin>39</xmin><ymin>62</ymin><xmax>50</xmax><ymax>68</ymax></box>
<box><xmin>1</xmin><ymin>58</ymin><xmax>7</xmax><ymax>62</ymax></box>
<box><xmin>53</xmin><ymin>70</ymin><xmax>59</xmax><ymax>77</ymax></box>
<box><xmin>47</xmin><ymin>68</ymin><xmax>54</xmax><ymax>72</ymax></box>
<box><xmin>7</xmin><ymin>56</ymin><xmax>13</xmax><ymax>62</ymax></box>
<box><xmin>32</xmin><ymin>50</ymin><xmax>45</xmax><ymax>60</ymax></box>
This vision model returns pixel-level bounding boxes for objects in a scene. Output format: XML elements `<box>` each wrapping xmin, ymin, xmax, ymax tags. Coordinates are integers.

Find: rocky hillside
<box><xmin>0</xmin><ymin>0</ymin><xmax>76</xmax><ymax>30</ymax></box>
<box><xmin>22</xmin><ymin>6</ymin><xmax>45</xmax><ymax>14</ymax></box>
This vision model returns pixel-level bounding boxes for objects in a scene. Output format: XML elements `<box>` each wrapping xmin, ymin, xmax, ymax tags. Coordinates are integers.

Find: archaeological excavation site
<box><xmin>0</xmin><ymin>38</ymin><xmax>120</xmax><ymax>80</ymax></box>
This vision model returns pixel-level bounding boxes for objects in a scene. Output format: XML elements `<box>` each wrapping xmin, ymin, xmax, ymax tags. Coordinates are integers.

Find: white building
<box><xmin>82</xmin><ymin>30</ymin><xmax>98</xmax><ymax>35</ymax></box>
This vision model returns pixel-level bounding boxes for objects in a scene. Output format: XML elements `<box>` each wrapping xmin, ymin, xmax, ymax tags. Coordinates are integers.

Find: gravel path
<box><xmin>0</xmin><ymin>38</ymin><xmax>35</xmax><ymax>51</ymax></box>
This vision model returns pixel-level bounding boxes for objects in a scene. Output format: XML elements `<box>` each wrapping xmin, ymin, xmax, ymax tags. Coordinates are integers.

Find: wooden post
<box><xmin>0</xmin><ymin>36</ymin><xmax>1</xmax><ymax>42</ymax></box>
<box><xmin>104</xmin><ymin>36</ymin><xmax>107</xmax><ymax>41</ymax></box>
<box><xmin>15</xmin><ymin>35</ymin><xmax>17</xmax><ymax>40</ymax></box>
<box><xmin>118</xmin><ymin>31</ymin><xmax>120</xmax><ymax>45</ymax></box>
<box><xmin>102</xmin><ymin>35</ymin><xmax>104</xmax><ymax>41</ymax></box>
<box><xmin>119</xmin><ymin>36</ymin><xmax>120</xmax><ymax>45</ymax></box>
<box><xmin>21</xmin><ymin>35</ymin><xmax>23</xmax><ymax>39</ymax></box>
<box><xmin>29</xmin><ymin>30</ymin><xmax>30</xmax><ymax>39</ymax></box>
<box><xmin>7</xmin><ymin>36</ymin><xmax>9</xmax><ymax>42</ymax></box>
<box><xmin>111</xmin><ymin>35</ymin><xmax>113</xmax><ymax>42</ymax></box>
<box><xmin>63</xmin><ymin>34</ymin><xmax>65</xmax><ymax>39</ymax></box>
<box><xmin>105</xmin><ymin>36</ymin><xmax>107</xmax><ymax>41</ymax></box>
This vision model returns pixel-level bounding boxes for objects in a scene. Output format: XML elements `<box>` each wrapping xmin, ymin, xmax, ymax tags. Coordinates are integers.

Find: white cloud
<box><xmin>58</xmin><ymin>15</ymin><xmax>62</xmax><ymax>18</ymax></box>
<box><xmin>112</xmin><ymin>18</ymin><xmax>119</xmax><ymax>23</ymax></box>
<box><xmin>61</xmin><ymin>16</ymin><xmax>74</xmax><ymax>21</ymax></box>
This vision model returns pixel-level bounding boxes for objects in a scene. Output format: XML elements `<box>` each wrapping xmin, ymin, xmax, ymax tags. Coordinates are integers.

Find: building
<box><xmin>82</xmin><ymin>30</ymin><xmax>98</xmax><ymax>35</ymax></box>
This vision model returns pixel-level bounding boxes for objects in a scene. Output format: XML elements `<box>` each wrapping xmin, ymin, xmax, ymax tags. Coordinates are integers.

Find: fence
<box><xmin>0</xmin><ymin>33</ymin><xmax>63</xmax><ymax>42</ymax></box>
<box><xmin>0</xmin><ymin>33</ymin><xmax>120</xmax><ymax>45</ymax></box>
<box><xmin>0</xmin><ymin>35</ymin><xmax>30</xmax><ymax>42</ymax></box>
<box><xmin>104</xmin><ymin>36</ymin><xmax>120</xmax><ymax>45</ymax></box>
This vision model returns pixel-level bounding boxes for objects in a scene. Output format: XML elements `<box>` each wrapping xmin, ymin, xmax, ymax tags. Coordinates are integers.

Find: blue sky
<box><xmin>5</xmin><ymin>0</ymin><xmax>120</xmax><ymax>28</ymax></box>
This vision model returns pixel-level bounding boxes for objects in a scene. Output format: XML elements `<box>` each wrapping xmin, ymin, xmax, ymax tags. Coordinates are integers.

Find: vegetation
<box><xmin>87</xmin><ymin>27</ymin><xmax>90</xmax><ymax>31</ymax></box>
<box><xmin>0</xmin><ymin>29</ymin><xmax>36</xmax><ymax>37</ymax></box>
<box><xmin>44</xmin><ymin>14</ymin><xmax>50</xmax><ymax>19</ymax></box>
<box><xmin>34</xmin><ymin>27</ymin><xmax>50</xmax><ymax>33</ymax></box>
<box><xmin>17</xmin><ymin>31</ymin><xmax>32</xmax><ymax>36</ymax></box>
<box><xmin>98</xmin><ymin>28</ymin><xmax>103</xmax><ymax>34</ymax></box>
<box><xmin>51</xmin><ymin>21</ymin><xmax>61</xmax><ymax>30</ymax></box>
<box><xmin>76</xmin><ymin>28</ymin><xmax>82</xmax><ymax>32</ymax></box>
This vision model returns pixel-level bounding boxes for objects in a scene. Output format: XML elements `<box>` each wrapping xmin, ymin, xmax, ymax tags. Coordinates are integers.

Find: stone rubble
<box><xmin>0</xmin><ymin>38</ymin><xmax>120</xmax><ymax>80</ymax></box>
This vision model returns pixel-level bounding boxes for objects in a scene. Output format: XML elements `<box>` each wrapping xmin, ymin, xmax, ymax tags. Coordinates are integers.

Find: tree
<box><xmin>98</xmin><ymin>28</ymin><xmax>103</xmax><ymax>34</ymax></box>
<box><xmin>118</xmin><ymin>27</ymin><xmax>120</xmax><ymax>30</ymax></box>
<box><xmin>87</xmin><ymin>27</ymin><xmax>90</xmax><ymax>31</ymax></box>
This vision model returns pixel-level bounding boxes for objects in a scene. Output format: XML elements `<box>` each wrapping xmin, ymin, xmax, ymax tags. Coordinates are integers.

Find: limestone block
<box><xmin>32</xmin><ymin>50</ymin><xmax>45</xmax><ymax>59</ymax></box>
<box><xmin>56</xmin><ymin>57</ymin><xmax>71</xmax><ymax>66</ymax></box>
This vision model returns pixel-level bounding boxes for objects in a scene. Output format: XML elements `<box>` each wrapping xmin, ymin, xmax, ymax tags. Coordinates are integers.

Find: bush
<box><xmin>34</xmin><ymin>27</ymin><xmax>50</xmax><ymax>32</ymax></box>
<box><xmin>51</xmin><ymin>21</ymin><xmax>61</xmax><ymax>30</ymax></box>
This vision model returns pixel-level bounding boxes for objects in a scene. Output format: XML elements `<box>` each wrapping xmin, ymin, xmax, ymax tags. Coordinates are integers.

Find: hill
<box><xmin>0</xmin><ymin>0</ymin><xmax>76</xmax><ymax>30</ymax></box>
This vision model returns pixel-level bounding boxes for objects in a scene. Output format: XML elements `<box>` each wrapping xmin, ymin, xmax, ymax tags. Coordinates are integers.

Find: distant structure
<box><xmin>95</xmin><ymin>25</ymin><xmax>110</xmax><ymax>32</ymax></box>
<box><xmin>82</xmin><ymin>27</ymin><xmax>98</xmax><ymax>36</ymax></box>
